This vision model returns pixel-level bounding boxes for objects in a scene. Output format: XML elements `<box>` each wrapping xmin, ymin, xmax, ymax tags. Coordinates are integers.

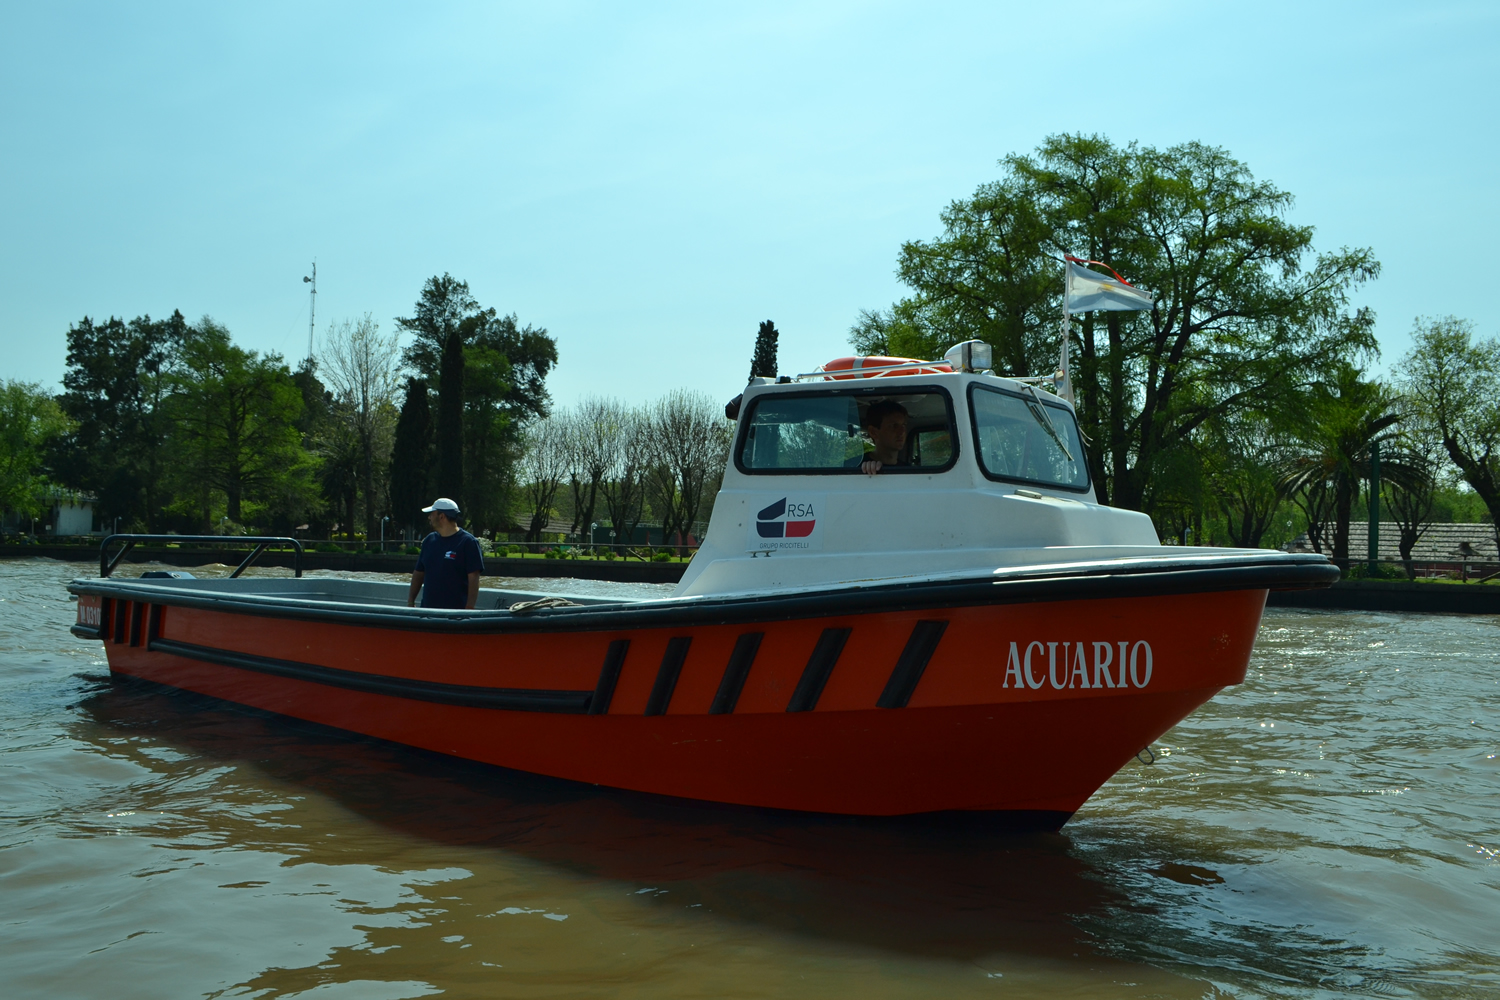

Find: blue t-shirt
<box><xmin>415</xmin><ymin>529</ymin><xmax>484</xmax><ymax>609</ymax></box>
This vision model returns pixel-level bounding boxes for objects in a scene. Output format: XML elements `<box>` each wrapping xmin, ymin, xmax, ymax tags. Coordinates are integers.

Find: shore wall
<box><xmin>1266</xmin><ymin>578</ymin><xmax>1500</xmax><ymax>615</ymax></box>
<box><xmin>0</xmin><ymin>545</ymin><xmax>687</xmax><ymax>585</ymax></box>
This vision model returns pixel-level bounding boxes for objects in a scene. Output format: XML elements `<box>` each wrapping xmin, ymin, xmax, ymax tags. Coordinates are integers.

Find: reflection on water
<box><xmin>2</xmin><ymin>558</ymin><xmax>1497</xmax><ymax>999</ymax></box>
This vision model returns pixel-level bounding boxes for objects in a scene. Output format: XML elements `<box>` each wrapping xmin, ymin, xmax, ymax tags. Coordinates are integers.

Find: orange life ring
<box><xmin>818</xmin><ymin>356</ymin><xmax>953</xmax><ymax>380</ymax></box>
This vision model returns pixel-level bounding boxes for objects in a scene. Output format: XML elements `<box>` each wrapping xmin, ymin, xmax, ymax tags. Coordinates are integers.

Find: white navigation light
<box><xmin>944</xmin><ymin>340</ymin><xmax>993</xmax><ymax>373</ymax></box>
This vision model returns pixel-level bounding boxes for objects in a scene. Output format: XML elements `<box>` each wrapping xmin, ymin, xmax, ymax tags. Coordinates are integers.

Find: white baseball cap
<box><xmin>422</xmin><ymin>497</ymin><xmax>460</xmax><ymax>514</ymax></box>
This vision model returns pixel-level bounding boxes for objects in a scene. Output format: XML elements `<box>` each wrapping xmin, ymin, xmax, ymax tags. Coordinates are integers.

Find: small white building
<box><xmin>52</xmin><ymin>493</ymin><xmax>97</xmax><ymax>536</ymax></box>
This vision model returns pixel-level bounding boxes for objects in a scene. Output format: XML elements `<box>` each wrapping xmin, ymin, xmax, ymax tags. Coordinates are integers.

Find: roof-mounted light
<box><xmin>943</xmin><ymin>340</ymin><xmax>993</xmax><ymax>373</ymax></box>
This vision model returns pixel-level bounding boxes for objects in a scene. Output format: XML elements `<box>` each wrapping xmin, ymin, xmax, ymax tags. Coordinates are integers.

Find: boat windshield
<box><xmin>968</xmin><ymin>384</ymin><xmax>1090</xmax><ymax>490</ymax></box>
<box><xmin>737</xmin><ymin>388</ymin><xmax>957</xmax><ymax>474</ymax></box>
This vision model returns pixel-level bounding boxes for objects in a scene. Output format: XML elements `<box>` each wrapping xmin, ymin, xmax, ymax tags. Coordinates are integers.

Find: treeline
<box><xmin>852</xmin><ymin>134</ymin><xmax>1500</xmax><ymax>563</ymax></box>
<box><xmin>1</xmin><ymin>273</ymin><xmax>735</xmax><ymax>548</ymax></box>
<box><xmin>515</xmin><ymin>393</ymin><xmax>731</xmax><ymax>548</ymax></box>
<box><xmin>1</xmin><ymin>275</ymin><xmax>560</xmax><ymax>540</ymax></box>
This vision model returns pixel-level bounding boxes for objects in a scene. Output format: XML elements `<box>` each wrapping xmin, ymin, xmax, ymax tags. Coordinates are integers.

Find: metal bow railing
<box><xmin>99</xmin><ymin>534</ymin><xmax>304</xmax><ymax>579</ymax></box>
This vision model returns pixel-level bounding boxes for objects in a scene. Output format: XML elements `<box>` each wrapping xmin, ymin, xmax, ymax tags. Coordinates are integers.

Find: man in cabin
<box><xmin>857</xmin><ymin>400</ymin><xmax>909</xmax><ymax>476</ymax></box>
<box><xmin>407</xmin><ymin>498</ymin><xmax>484</xmax><ymax>610</ymax></box>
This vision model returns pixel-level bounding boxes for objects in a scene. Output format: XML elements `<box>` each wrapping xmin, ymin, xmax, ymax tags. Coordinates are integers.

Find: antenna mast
<box><xmin>302</xmin><ymin>261</ymin><xmax>317</xmax><ymax>361</ymax></box>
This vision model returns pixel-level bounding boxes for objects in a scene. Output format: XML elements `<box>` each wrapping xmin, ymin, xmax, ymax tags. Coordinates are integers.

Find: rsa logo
<box><xmin>756</xmin><ymin>497</ymin><xmax>816</xmax><ymax>538</ymax></box>
<box><xmin>747</xmin><ymin>494</ymin><xmax>825</xmax><ymax>552</ymax></box>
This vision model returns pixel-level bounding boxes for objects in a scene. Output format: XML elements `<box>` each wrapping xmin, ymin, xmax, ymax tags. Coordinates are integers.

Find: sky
<box><xmin>2</xmin><ymin>1</ymin><xmax>1495</xmax><ymax>410</ymax></box>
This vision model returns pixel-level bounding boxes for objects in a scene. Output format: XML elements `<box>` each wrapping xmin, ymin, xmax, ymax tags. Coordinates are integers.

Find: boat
<box><xmin>67</xmin><ymin>343</ymin><xmax>1337</xmax><ymax>828</ymax></box>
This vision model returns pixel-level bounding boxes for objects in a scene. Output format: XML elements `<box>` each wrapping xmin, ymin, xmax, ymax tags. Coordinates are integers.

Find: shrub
<box><xmin>652</xmin><ymin>550</ymin><xmax>671</xmax><ymax>562</ymax></box>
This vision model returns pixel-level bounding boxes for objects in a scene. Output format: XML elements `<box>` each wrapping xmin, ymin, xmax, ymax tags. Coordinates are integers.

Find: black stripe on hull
<box><xmin>878</xmin><ymin>620</ymin><xmax>949</xmax><ymax>709</ymax></box>
<box><xmin>589</xmin><ymin>640</ymin><xmax>630</xmax><ymax>715</ymax></box>
<box><xmin>644</xmin><ymin>637</ymin><xmax>692</xmax><ymax>716</ymax></box>
<box><xmin>148</xmin><ymin>637</ymin><xmax>594</xmax><ymax>714</ymax></box>
<box><xmin>786</xmin><ymin>628</ymin><xmax>851</xmax><ymax>713</ymax></box>
<box><xmin>710</xmin><ymin>632</ymin><xmax>763</xmax><ymax>715</ymax></box>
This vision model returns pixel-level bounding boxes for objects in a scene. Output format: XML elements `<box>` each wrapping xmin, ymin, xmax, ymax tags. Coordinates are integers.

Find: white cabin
<box><xmin>676</xmin><ymin>364</ymin><xmax>1163</xmax><ymax>599</ymax></box>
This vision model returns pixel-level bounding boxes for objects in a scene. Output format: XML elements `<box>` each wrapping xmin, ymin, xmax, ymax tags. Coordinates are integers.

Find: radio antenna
<box><xmin>302</xmin><ymin>261</ymin><xmax>317</xmax><ymax>361</ymax></box>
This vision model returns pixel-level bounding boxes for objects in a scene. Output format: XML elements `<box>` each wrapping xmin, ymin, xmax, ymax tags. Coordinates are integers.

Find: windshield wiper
<box><xmin>1021</xmin><ymin>386</ymin><xmax>1075</xmax><ymax>464</ymax></box>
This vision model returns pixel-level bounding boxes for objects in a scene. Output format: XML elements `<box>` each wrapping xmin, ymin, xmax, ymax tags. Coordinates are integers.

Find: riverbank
<box><xmin>1266</xmin><ymin>577</ymin><xmax>1500</xmax><ymax>614</ymax></box>
<box><xmin>0</xmin><ymin>544</ymin><xmax>687</xmax><ymax>584</ymax></box>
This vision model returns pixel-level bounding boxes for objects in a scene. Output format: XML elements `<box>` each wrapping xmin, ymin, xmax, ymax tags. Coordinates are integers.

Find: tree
<box><xmin>435</xmin><ymin>322</ymin><xmax>465</xmax><ymax>508</ymax></box>
<box><xmin>0</xmin><ymin>381</ymin><xmax>72</xmax><ymax>521</ymax></box>
<box><xmin>397</xmin><ymin>274</ymin><xmax>480</xmax><ymax>376</ymax></box>
<box><xmin>54</xmin><ymin>311</ymin><xmax>187</xmax><ymax>530</ymax></box>
<box><xmin>1382</xmin><ymin>444</ymin><xmax>1439</xmax><ymax>579</ymax></box>
<box><xmin>314</xmin><ymin>397</ymin><xmax>362</xmax><ymax>539</ymax></box>
<box><xmin>1204</xmin><ymin>411</ymin><xmax>1290</xmax><ymax>548</ymax></box>
<box><xmin>1277</xmin><ymin>367</ymin><xmax>1420</xmax><ymax>566</ymax></box>
<box><xmin>461</xmin><ymin>329</ymin><xmax>516</xmax><ymax>535</ymax></box>
<box><xmin>592</xmin><ymin>401</ymin><xmax>647</xmax><ymax>549</ymax></box>
<box><xmin>165</xmin><ymin>320</ymin><xmax>319</xmax><ymax>528</ymax></box>
<box><xmin>643</xmin><ymin>390</ymin><xmax>731</xmax><ymax>551</ymax></box>
<box><xmin>1394</xmin><ymin>316</ymin><xmax>1500</xmax><ymax>547</ymax></box>
<box><xmin>884</xmin><ymin>174</ymin><xmax>1057</xmax><ymax>374</ymax></box>
<box><xmin>516</xmin><ymin>416</ymin><xmax>568</xmax><ymax>543</ymax></box>
<box><xmin>318</xmin><ymin>314</ymin><xmax>401</xmax><ymax>538</ymax></box>
<box><xmin>749</xmin><ymin>320</ymin><xmax>779</xmax><ymax>380</ymax></box>
<box><xmin>389</xmin><ymin>378</ymin><xmax>432</xmax><ymax>536</ymax></box>
<box><xmin>563</xmin><ymin>401</ymin><xmax>611</xmax><ymax>541</ymax></box>
<box><xmin>869</xmin><ymin>135</ymin><xmax>1381</xmax><ymax>523</ymax></box>
<box><xmin>396</xmin><ymin>275</ymin><xmax>558</xmax><ymax>524</ymax></box>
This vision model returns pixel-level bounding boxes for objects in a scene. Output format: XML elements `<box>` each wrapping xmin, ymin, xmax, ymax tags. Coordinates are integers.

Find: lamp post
<box><xmin>1367</xmin><ymin>439</ymin><xmax>1381</xmax><ymax>575</ymax></box>
<box><xmin>380</xmin><ymin>516</ymin><xmax>390</xmax><ymax>554</ymax></box>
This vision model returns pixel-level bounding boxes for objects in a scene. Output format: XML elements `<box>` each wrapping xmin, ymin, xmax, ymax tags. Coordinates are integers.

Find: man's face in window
<box><xmin>866</xmin><ymin>412</ymin><xmax>908</xmax><ymax>455</ymax></box>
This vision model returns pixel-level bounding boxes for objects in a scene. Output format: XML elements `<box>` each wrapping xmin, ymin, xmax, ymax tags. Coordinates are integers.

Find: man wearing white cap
<box><xmin>407</xmin><ymin>498</ymin><xmax>484</xmax><ymax>609</ymax></box>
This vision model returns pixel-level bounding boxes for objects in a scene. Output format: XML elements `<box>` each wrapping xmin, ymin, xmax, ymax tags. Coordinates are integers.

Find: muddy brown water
<box><xmin>2</xmin><ymin>558</ymin><xmax>1496</xmax><ymax>998</ymax></box>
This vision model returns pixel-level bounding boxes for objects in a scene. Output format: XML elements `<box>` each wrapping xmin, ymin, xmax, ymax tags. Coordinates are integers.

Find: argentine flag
<box><xmin>1065</xmin><ymin>257</ymin><xmax>1155</xmax><ymax>312</ymax></box>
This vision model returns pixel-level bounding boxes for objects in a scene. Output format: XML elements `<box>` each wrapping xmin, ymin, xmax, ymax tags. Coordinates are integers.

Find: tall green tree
<box><xmin>0</xmin><ymin>381</ymin><xmax>72</xmax><ymax>522</ymax></box>
<box><xmin>1204</xmin><ymin>411</ymin><xmax>1290</xmax><ymax>548</ymax></box>
<box><xmin>749</xmin><ymin>320</ymin><xmax>779</xmax><ymax>379</ymax></box>
<box><xmin>55</xmin><ymin>311</ymin><xmax>187</xmax><ymax>530</ymax></box>
<box><xmin>397</xmin><ymin>275</ymin><xmax>558</xmax><ymax>526</ymax></box>
<box><xmin>1394</xmin><ymin>316</ymin><xmax>1500</xmax><ymax>541</ymax></box>
<box><xmin>165</xmin><ymin>321</ymin><xmax>319</xmax><ymax>528</ymax></box>
<box><xmin>862</xmin><ymin>135</ymin><xmax>1380</xmax><ymax>523</ymax></box>
<box><xmin>435</xmin><ymin>322</ymin><xmax>466</xmax><ymax>509</ymax></box>
<box><xmin>389</xmin><ymin>377</ymin><xmax>433</xmax><ymax>536</ymax></box>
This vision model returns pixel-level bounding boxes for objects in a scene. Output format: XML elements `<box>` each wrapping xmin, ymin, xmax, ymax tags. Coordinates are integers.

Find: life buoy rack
<box><xmin>818</xmin><ymin>356</ymin><xmax>954</xmax><ymax>380</ymax></box>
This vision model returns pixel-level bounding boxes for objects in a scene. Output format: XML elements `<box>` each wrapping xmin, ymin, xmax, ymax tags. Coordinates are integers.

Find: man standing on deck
<box><xmin>407</xmin><ymin>498</ymin><xmax>484</xmax><ymax>609</ymax></box>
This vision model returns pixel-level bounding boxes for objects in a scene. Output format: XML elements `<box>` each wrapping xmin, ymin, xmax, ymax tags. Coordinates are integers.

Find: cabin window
<box><xmin>968</xmin><ymin>385</ymin><xmax>1090</xmax><ymax>491</ymax></box>
<box><xmin>736</xmin><ymin>388</ymin><xmax>958</xmax><ymax>474</ymax></box>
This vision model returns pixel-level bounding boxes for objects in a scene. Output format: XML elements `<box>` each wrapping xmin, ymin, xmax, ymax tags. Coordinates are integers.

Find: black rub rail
<box><xmin>72</xmin><ymin>556</ymin><xmax>1341</xmax><ymax>635</ymax></box>
<box><xmin>100</xmin><ymin>534</ymin><xmax>304</xmax><ymax>579</ymax></box>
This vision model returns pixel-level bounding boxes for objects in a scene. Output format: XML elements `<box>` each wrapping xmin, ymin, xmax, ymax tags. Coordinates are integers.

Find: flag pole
<box><xmin>1057</xmin><ymin>256</ymin><xmax>1074</xmax><ymax>405</ymax></box>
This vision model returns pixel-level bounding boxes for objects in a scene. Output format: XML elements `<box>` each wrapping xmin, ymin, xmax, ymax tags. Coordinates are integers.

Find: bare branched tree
<box><xmin>643</xmin><ymin>390</ymin><xmax>730</xmax><ymax>552</ymax></box>
<box><xmin>598</xmin><ymin>403</ymin><xmax>648</xmax><ymax>550</ymax></box>
<box><xmin>318</xmin><ymin>314</ymin><xmax>402</xmax><ymax>537</ymax></box>
<box><xmin>517</xmin><ymin>415</ymin><xmax>569</xmax><ymax>544</ymax></box>
<box><xmin>564</xmin><ymin>398</ymin><xmax>617</xmax><ymax>543</ymax></box>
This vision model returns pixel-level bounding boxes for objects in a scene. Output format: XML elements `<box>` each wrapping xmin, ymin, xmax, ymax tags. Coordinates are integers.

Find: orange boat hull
<box><xmin>75</xmin><ymin>585</ymin><xmax>1267</xmax><ymax>821</ymax></box>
